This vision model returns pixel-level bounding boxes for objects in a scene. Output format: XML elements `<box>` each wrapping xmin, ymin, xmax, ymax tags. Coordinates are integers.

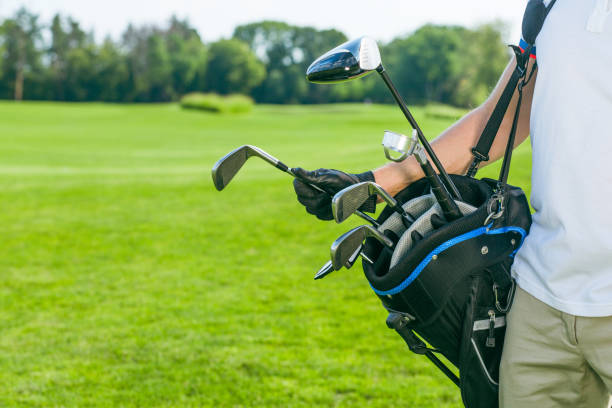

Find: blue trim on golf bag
<box><xmin>371</xmin><ymin>225</ymin><xmax>527</xmax><ymax>296</ymax></box>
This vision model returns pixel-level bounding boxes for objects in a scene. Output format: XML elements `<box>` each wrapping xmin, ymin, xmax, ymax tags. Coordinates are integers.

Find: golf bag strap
<box><xmin>386</xmin><ymin>313</ymin><xmax>461</xmax><ymax>387</ymax></box>
<box><xmin>498</xmin><ymin>56</ymin><xmax>537</xmax><ymax>185</ymax></box>
<box><xmin>466</xmin><ymin>0</ymin><xmax>556</xmax><ymax>178</ymax></box>
<box><xmin>466</xmin><ymin>64</ymin><xmax>524</xmax><ymax>177</ymax></box>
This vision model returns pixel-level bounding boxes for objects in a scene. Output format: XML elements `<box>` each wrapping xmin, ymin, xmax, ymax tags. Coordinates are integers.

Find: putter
<box><xmin>330</xmin><ymin>225</ymin><xmax>393</xmax><ymax>272</ymax></box>
<box><xmin>332</xmin><ymin>181</ymin><xmax>414</xmax><ymax>227</ymax></box>
<box><xmin>383</xmin><ymin>130</ymin><xmax>462</xmax><ymax>221</ymax></box>
<box><xmin>212</xmin><ymin>145</ymin><xmax>379</xmax><ymax>227</ymax></box>
<box><xmin>306</xmin><ymin>36</ymin><xmax>462</xmax><ymax>201</ymax></box>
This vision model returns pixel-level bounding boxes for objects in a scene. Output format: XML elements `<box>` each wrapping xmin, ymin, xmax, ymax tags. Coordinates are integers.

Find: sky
<box><xmin>0</xmin><ymin>0</ymin><xmax>525</xmax><ymax>44</ymax></box>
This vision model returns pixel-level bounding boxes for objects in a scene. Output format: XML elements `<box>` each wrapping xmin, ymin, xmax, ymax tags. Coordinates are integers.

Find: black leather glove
<box><xmin>292</xmin><ymin>167</ymin><xmax>376</xmax><ymax>221</ymax></box>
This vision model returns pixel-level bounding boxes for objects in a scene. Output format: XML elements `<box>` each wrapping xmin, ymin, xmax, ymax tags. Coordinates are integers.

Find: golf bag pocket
<box><xmin>458</xmin><ymin>267</ymin><xmax>513</xmax><ymax>408</ymax></box>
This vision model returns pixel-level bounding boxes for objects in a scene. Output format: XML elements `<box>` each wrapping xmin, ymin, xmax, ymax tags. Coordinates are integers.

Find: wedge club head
<box><xmin>211</xmin><ymin>145</ymin><xmax>288</xmax><ymax>191</ymax></box>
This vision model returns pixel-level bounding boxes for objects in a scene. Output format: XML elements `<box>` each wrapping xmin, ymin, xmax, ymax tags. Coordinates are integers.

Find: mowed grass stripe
<box><xmin>0</xmin><ymin>101</ymin><xmax>532</xmax><ymax>407</ymax></box>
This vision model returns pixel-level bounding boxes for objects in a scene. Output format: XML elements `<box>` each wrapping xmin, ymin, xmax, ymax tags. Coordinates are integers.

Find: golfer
<box><xmin>294</xmin><ymin>1</ymin><xmax>612</xmax><ymax>406</ymax></box>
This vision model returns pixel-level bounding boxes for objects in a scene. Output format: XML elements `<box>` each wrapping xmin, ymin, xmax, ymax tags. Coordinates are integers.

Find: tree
<box><xmin>47</xmin><ymin>15</ymin><xmax>99</xmax><ymax>101</ymax></box>
<box><xmin>165</xmin><ymin>16</ymin><xmax>208</xmax><ymax>95</ymax></box>
<box><xmin>121</xmin><ymin>18</ymin><xmax>208</xmax><ymax>101</ymax></box>
<box><xmin>0</xmin><ymin>8</ymin><xmax>42</xmax><ymax>100</ymax></box>
<box><xmin>205</xmin><ymin>39</ymin><xmax>265</xmax><ymax>95</ymax></box>
<box><xmin>233</xmin><ymin>21</ymin><xmax>351</xmax><ymax>103</ymax></box>
<box><xmin>94</xmin><ymin>38</ymin><xmax>129</xmax><ymax>102</ymax></box>
<box><xmin>0</xmin><ymin>9</ymin><xmax>509</xmax><ymax>106</ymax></box>
<box><xmin>452</xmin><ymin>22</ymin><xmax>511</xmax><ymax>107</ymax></box>
<box><xmin>379</xmin><ymin>24</ymin><xmax>509</xmax><ymax>107</ymax></box>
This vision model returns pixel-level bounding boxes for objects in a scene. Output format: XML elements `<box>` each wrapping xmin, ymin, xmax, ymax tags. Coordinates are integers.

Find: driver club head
<box><xmin>306</xmin><ymin>36</ymin><xmax>382</xmax><ymax>84</ymax></box>
<box><xmin>211</xmin><ymin>145</ymin><xmax>284</xmax><ymax>191</ymax></box>
<box><xmin>332</xmin><ymin>181</ymin><xmax>398</xmax><ymax>223</ymax></box>
<box><xmin>330</xmin><ymin>225</ymin><xmax>393</xmax><ymax>270</ymax></box>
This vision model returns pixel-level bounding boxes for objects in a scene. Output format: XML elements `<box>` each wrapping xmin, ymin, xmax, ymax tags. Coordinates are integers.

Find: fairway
<box><xmin>0</xmin><ymin>101</ymin><xmax>532</xmax><ymax>407</ymax></box>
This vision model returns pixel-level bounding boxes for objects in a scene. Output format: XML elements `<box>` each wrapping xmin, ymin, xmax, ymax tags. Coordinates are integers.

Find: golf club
<box><xmin>306</xmin><ymin>36</ymin><xmax>461</xmax><ymax>201</ymax></box>
<box><xmin>383</xmin><ymin>130</ymin><xmax>462</xmax><ymax>221</ymax></box>
<box><xmin>382</xmin><ymin>130</ymin><xmax>418</xmax><ymax>162</ymax></box>
<box><xmin>212</xmin><ymin>145</ymin><xmax>379</xmax><ymax>227</ymax></box>
<box><xmin>332</xmin><ymin>181</ymin><xmax>414</xmax><ymax>227</ymax></box>
<box><xmin>330</xmin><ymin>225</ymin><xmax>393</xmax><ymax>271</ymax></box>
<box><xmin>314</xmin><ymin>244</ymin><xmax>373</xmax><ymax>280</ymax></box>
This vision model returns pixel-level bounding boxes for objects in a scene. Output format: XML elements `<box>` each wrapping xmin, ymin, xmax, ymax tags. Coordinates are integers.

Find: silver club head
<box><xmin>330</xmin><ymin>225</ymin><xmax>393</xmax><ymax>271</ymax></box>
<box><xmin>332</xmin><ymin>181</ymin><xmax>398</xmax><ymax>224</ymax></box>
<box><xmin>382</xmin><ymin>130</ymin><xmax>419</xmax><ymax>162</ymax></box>
<box><xmin>211</xmin><ymin>145</ymin><xmax>285</xmax><ymax>191</ymax></box>
<box><xmin>306</xmin><ymin>36</ymin><xmax>382</xmax><ymax>84</ymax></box>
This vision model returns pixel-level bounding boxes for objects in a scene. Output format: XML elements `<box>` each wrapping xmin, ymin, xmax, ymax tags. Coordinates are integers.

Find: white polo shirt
<box><xmin>512</xmin><ymin>0</ymin><xmax>612</xmax><ymax>316</ymax></box>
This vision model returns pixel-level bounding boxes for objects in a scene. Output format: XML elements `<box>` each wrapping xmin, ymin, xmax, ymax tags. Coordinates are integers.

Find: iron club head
<box><xmin>211</xmin><ymin>145</ymin><xmax>288</xmax><ymax>191</ymax></box>
<box><xmin>330</xmin><ymin>225</ymin><xmax>393</xmax><ymax>271</ymax></box>
<box><xmin>332</xmin><ymin>181</ymin><xmax>403</xmax><ymax>224</ymax></box>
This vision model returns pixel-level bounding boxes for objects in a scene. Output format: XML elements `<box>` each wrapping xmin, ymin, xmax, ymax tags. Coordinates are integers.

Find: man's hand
<box><xmin>292</xmin><ymin>168</ymin><xmax>375</xmax><ymax>220</ymax></box>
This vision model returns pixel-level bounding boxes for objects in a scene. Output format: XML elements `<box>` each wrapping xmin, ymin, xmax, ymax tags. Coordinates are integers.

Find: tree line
<box><xmin>0</xmin><ymin>8</ymin><xmax>511</xmax><ymax>107</ymax></box>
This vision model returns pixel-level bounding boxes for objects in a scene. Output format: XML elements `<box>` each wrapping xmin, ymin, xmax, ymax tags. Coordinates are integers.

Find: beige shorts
<box><xmin>500</xmin><ymin>286</ymin><xmax>612</xmax><ymax>408</ymax></box>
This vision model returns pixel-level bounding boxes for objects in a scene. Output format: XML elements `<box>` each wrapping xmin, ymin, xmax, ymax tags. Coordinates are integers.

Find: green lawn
<box><xmin>0</xmin><ymin>101</ymin><xmax>532</xmax><ymax>407</ymax></box>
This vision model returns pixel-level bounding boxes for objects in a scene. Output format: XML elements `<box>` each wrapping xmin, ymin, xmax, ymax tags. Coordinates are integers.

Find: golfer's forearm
<box><xmin>373</xmin><ymin>107</ymin><xmax>490</xmax><ymax>197</ymax></box>
<box><xmin>374</xmin><ymin>57</ymin><xmax>535</xmax><ymax>197</ymax></box>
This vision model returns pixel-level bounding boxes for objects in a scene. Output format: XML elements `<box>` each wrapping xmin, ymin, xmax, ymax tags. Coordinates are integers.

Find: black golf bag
<box><xmin>360</xmin><ymin>1</ymin><xmax>556</xmax><ymax>407</ymax></box>
<box><xmin>363</xmin><ymin>175</ymin><xmax>529</xmax><ymax>407</ymax></box>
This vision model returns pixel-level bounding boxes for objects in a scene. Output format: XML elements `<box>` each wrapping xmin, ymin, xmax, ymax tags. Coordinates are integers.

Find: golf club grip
<box><xmin>274</xmin><ymin>161</ymin><xmax>289</xmax><ymax>172</ymax></box>
<box><xmin>421</xmin><ymin>162</ymin><xmax>462</xmax><ymax>221</ymax></box>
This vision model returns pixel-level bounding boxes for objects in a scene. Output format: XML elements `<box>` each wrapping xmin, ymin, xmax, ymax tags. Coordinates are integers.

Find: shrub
<box><xmin>180</xmin><ymin>92</ymin><xmax>254</xmax><ymax>113</ymax></box>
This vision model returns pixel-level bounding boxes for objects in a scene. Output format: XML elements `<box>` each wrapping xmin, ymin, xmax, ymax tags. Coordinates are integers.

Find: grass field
<box><xmin>0</xmin><ymin>101</ymin><xmax>532</xmax><ymax>407</ymax></box>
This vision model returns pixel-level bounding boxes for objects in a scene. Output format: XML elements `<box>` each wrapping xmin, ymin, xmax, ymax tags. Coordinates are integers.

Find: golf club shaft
<box><xmin>376</xmin><ymin>68</ymin><xmax>462</xmax><ymax>201</ymax></box>
<box><xmin>417</xmin><ymin>156</ymin><xmax>462</xmax><ymax>221</ymax></box>
<box><xmin>367</xmin><ymin>183</ymin><xmax>414</xmax><ymax>225</ymax></box>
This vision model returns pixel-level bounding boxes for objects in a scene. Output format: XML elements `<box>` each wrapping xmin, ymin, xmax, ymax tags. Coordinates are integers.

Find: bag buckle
<box><xmin>484</xmin><ymin>193</ymin><xmax>505</xmax><ymax>225</ymax></box>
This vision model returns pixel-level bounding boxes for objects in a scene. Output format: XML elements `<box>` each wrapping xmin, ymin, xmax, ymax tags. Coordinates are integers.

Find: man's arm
<box><xmin>374</xmin><ymin>56</ymin><xmax>537</xmax><ymax>197</ymax></box>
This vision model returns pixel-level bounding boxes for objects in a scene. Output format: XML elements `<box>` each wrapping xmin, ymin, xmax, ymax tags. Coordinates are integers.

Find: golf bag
<box><xmin>361</xmin><ymin>2</ymin><xmax>555</xmax><ymax>407</ymax></box>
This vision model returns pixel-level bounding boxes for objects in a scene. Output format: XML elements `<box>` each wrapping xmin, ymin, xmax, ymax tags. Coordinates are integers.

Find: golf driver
<box><xmin>330</xmin><ymin>225</ymin><xmax>393</xmax><ymax>272</ymax></box>
<box><xmin>332</xmin><ymin>181</ymin><xmax>414</xmax><ymax>227</ymax></box>
<box><xmin>306</xmin><ymin>36</ymin><xmax>461</xmax><ymax>201</ymax></box>
<box><xmin>212</xmin><ymin>145</ymin><xmax>379</xmax><ymax>227</ymax></box>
